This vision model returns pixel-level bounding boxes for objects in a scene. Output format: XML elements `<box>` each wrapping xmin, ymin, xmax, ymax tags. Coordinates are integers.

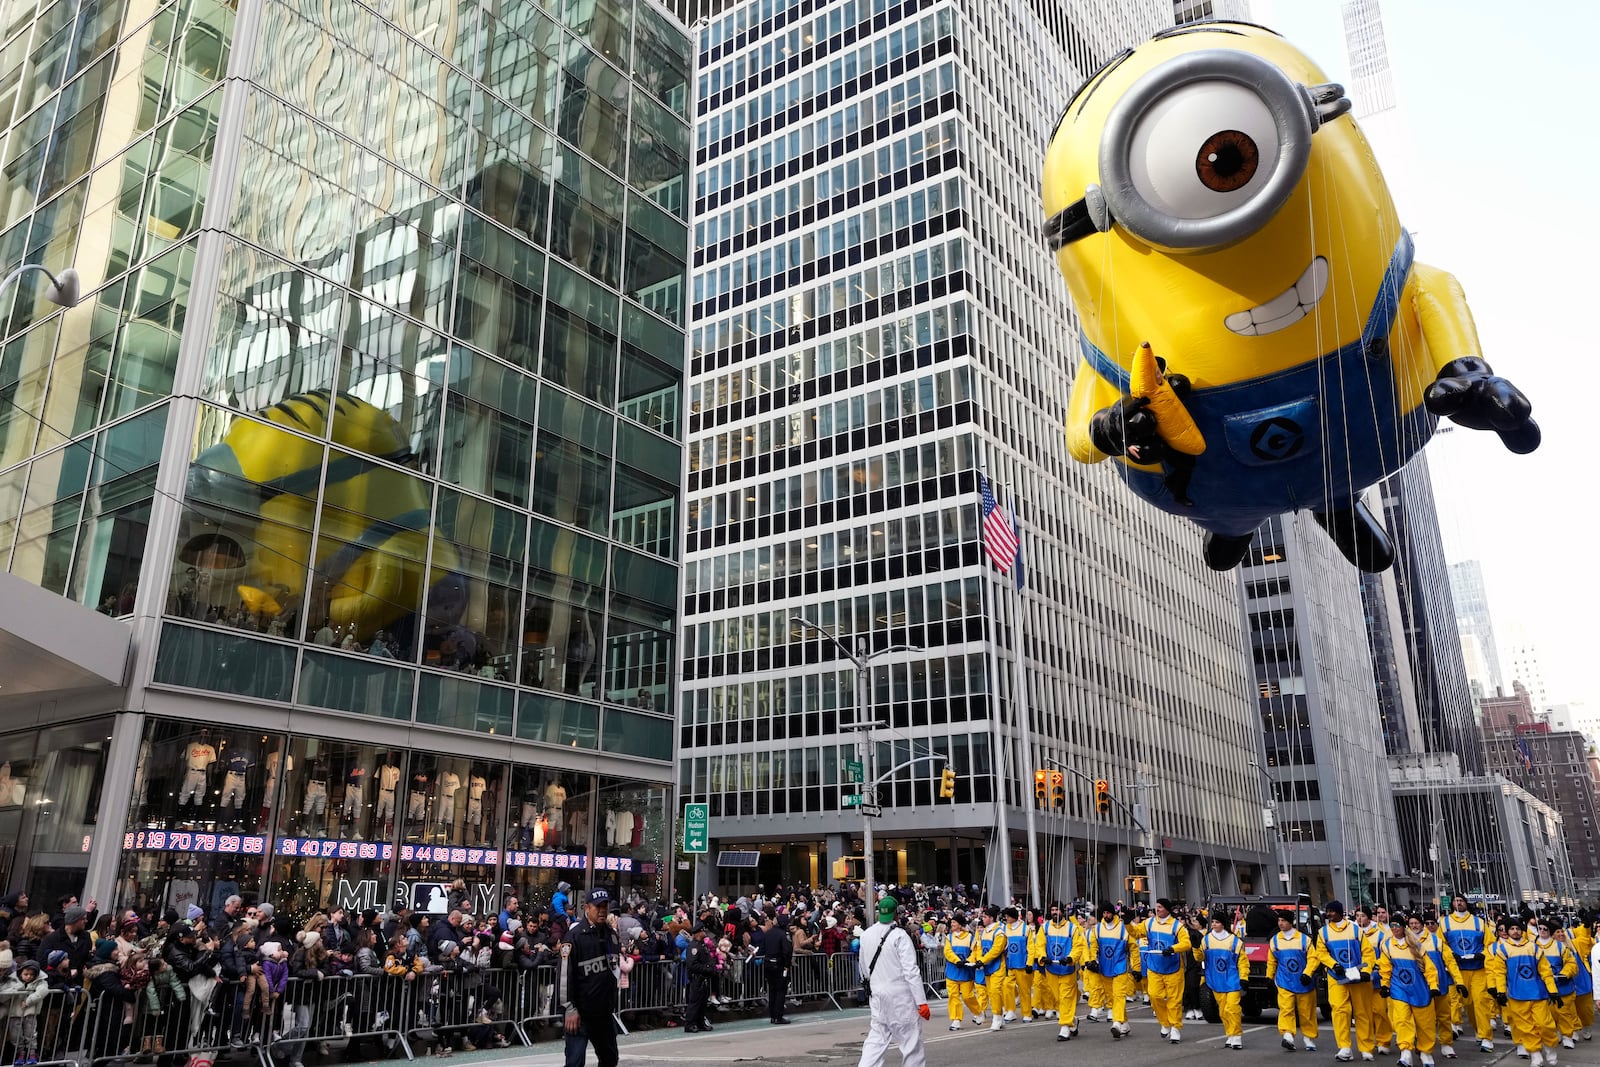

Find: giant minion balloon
<box><xmin>181</xmin><ymin>390</ymin><xmax>462</xmax><ymax>646</ymax></box>
<box><xmin>1043</xmin><ymin>22</ymin><xmax>1539</xmax><ymax>571</ymax></box>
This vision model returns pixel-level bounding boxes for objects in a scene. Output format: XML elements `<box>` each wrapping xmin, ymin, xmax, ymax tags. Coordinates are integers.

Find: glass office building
<box><xmin>0</xmin><ymin>0</ymin><xmax>692</xmax><ymax>917</ymax></box>
<box><xmin>675</xmin><ymin>0</ymin><xmax>1266</xmax><ymax>902</ymax></box>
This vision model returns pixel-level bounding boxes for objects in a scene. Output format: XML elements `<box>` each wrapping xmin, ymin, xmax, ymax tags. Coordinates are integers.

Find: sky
<box><xmin>1251</xmin><ymin>0</ymin><xmax>1600</xmax><ymax>712</ymax></box>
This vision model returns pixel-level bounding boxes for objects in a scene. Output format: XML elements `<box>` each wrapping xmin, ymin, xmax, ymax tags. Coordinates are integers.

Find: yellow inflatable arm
<box><xmin>1408</xmin><ymin>262</ymin><xmax>1483</xmax><ymax>406</ymax></box>
<box><xmin>1066</xmin><ymin>358</ymin><xmax>1122</xmax><ymax>464</ymax></box>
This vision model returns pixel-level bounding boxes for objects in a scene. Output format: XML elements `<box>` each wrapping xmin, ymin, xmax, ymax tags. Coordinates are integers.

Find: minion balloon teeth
<box><xmin>1043</xmin><ymin>21</ymin><xmax>1540</xmax><ymax>573</ymax></box>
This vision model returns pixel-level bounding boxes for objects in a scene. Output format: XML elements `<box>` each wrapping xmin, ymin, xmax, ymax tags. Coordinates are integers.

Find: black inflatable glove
<box><xmin>1424</xmin><ymin>357</ymin><xmax>1541</xmax><ymax>454</ymax></box>
<box><xmin>1089</xmin><ymin>396</ymin><xmax>1159</xmax><ymax>458</ymax></box>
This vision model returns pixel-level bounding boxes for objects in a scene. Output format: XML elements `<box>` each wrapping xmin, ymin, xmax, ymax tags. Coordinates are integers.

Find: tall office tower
<box><xmin>0</xmin><ymin>0</ymin><xmax>692</xmax><ymax>913</ymax></box>
<box><xmin>1173</xmin><ymin>1</ymin><xmax>1251</xmax><ymax>26</ymax></box>
<box><xmin>1341</xmin><ymin>0</ymin><xmax>1396</xmax><ymax>115</ymax></box>
<box><xmin>1449</xmin><ymin>559</ymin><xmax>1505</xmax><ymax>699</ymax></box>
<box><xmin>1480</xmin><ymin>685</ymin><xmax>1600</xmax><ymax>895</ymax></box>
<box><xmin>1504</xmin><ymin>623</ymin><xmax>1553</xmax><ymax>713</ymax></box>
<box><xmin>1239</xmin><ymin>514</ymin><xmax>1403</xmax><ymax>904</ymax></box>
<box><xmin>1361</xmin><ymin>561</ymin><xmax>1424</xmax><ymax>756</ymax></box>
<box><xmin>1377</xmin><ymin>456</ymin><xmax>1483</xmax><ymax>773</ymax></box>
<box><xmin>677</xmin><ymin>0</ymin><xmax>1265</xmax><ymax>902</ymax></box>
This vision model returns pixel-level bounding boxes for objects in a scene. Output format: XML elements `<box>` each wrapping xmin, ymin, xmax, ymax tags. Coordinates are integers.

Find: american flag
<box><xmin>1515</xmin><ymin>731</ymin><xmax>1534</xmax><ymax>773</ymax></box>
<box><xmin>979</xmin><ymin>473</ymin><xmax>1019</xmax><ymax>575</ymax></box>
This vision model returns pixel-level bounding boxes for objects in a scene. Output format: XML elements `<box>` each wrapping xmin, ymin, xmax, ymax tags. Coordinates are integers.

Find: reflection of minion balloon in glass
<box><xmin>1044</xmin><ymin>23</ymin><xmax>1540</xmax><ymax>571</ymax></box>
<box><xmin>181</xmin><ymin>390</ymin><xmax>462</xmax><ymax>645</ymax></box>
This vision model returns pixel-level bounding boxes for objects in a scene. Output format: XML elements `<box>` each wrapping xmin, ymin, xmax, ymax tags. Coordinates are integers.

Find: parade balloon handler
<box><xmin>856</xmin><ymin>896</ymin><xmax>930</xmax><ymax>1067</ymax></box>
<box><xmin>1042</xmin><ymin>21</ymin><xmax>1540</xmax><ymax>573</ymax></box>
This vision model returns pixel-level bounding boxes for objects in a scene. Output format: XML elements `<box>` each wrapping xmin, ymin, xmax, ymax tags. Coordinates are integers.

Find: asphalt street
<box><xmin>455</xmin><ymin>1000</ymin><xmax>1600</xmax><ymax>1067</ymax></box>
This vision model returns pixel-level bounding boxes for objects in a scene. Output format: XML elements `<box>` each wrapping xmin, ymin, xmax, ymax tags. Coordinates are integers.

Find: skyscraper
<box><xmin>0</xmin><ymin>0</ymin><xmax>692</xmax><ymax>913</ymax></box>
<box><xmin>1341</xmin><ymin>0</ymin><xmax>1396</xmax><ymax>115</ymax></box>
<box><xmin>1240</xmin><ymin>513</ymin><xmax>1403</xmax><ymax>904</ymax></box>
<box><xmin>675</xmin><ymin>0</ymin><xmax>1265</xmax><ymax>901</ymax></box>
<box><xmin>1449</xmin><ymin>559</ymin><xmax>1505</xmax><ymax>699</ymax></box>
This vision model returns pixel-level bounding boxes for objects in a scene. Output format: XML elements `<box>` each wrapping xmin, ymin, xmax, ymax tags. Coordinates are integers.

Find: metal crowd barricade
<box><xmin>919</xmin><ymin>948</ymin><xmax>949</xmax><ymax>1000</ymax></box>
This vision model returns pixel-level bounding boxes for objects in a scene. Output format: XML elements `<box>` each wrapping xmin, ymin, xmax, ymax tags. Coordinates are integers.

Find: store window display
<box><xmin>502</xmin><ymin>766</ymin><xmax>594</xmax><ymax>912</ymax></box>
<box><xmin>396</xmin><ymin>755</ymin><xmax>505</xmax><ymax>914</ymax></box>
<box><xmin>594</xmin><ymin>777</ymin><xmax>668</xmax><ymax>902</ymax></box>
<box><xmin>268</xmin><ymin>738</ymin><xmax>402</xmax><ymax>921</ymax></box>
<box><xmin>117</xmin><ymin>720</ymin><xmax>274</xmax><ymax>923</ymax></box>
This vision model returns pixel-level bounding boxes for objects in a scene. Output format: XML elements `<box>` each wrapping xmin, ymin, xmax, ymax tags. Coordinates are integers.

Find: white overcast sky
<box><xmin>1248</xmin><ymin>0</ymin><xmax>1600</xmax><ymax>711</ymax></box>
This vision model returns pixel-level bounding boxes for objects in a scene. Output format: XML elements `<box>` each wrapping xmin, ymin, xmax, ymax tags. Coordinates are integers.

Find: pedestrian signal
<box><xmin>1095</xmin><ymin>779</ymin><xmax>1112</xmax><ymax>815</ymax></box>
<box><xmin>939</xmin><ymin>766</ymin><xmax>957</xmax><ymax>798</ymax></box>
<box><xmin>1124</xmin><ymin>875</ymin><xmax>1147</xmax><ymax>892</ymax></box>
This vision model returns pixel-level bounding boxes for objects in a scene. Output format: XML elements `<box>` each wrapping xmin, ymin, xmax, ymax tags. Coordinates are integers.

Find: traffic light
<box><xmin>939</xmin><ymin>766</ymin><xmax>956</xmax><ymax>798</ymax></box>
<box><xmin>1124</xmin><ymin>875</ymin><xmax>1147</xmax><ymax>893</ymax></box>
<box><xmin>1460</xmin><ymin>858</ymin><xmax>1470</xmax><ymax>871</ymax></box>
<box><xmin>1049</xmin><ymin>771</ymin><xmax>1065</xmax><ymax>810</ymax></box>
<box><xmin>1035</xmin><ymin>770</ymin><xmax>1048</xmax><ymax>806</ymax></box>
<box><xmin>1095</xmin><ymin>779</ymin><xmax>1112</xmax><ymax>815</ymax></box>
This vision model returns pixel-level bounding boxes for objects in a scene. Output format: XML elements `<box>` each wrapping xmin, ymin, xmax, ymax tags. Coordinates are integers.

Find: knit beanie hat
<box><xmin>187</xmin><ymin>904</ymin><xmax>205</xmax><ymax>922</ymax></box>
<box><xmin>94</xmin><ymin>939</ymin><xmax>117</xmax><ymax>962</ymax></box>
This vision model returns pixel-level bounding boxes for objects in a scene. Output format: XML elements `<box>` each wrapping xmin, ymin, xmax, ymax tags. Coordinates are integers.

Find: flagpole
<box><xmin>1008</xmin><ymin>490</ymin><xmax>1043</xmax><ymax>908</ymax></box>
<box><xmin>980</xmin><ymin>467</ymin><xmax>1013</xmax><ymax>908</ymax></box>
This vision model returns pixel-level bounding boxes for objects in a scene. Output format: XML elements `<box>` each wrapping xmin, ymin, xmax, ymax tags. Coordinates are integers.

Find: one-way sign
<box><xmin>1134</xmin><ymin>855</ymin><xmax>1161</xmax><ymax>867</ymax></box>
<box><xmin>683</xmin><ymin>803</ymin><xmax>709</xmax><ymax>854</ymax></box>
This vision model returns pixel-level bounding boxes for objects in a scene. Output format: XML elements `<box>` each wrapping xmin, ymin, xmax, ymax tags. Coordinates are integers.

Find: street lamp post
<box><xmin>1247</xmin><ymin>759</ymin><xmax>1291</xmax><ymax>893</ymax></box>
<box><xmin>0</xmin><ymin>263</ymin><xmax>81</xmax><ymax>308</ymax></box>
<box><xmin>793</xmin><ymin>615</ymin><xmax>918</xmax><ymax>917</ymax></box>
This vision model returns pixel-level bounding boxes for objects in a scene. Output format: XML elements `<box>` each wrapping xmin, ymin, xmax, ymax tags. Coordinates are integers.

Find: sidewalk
<box><xmin>449</xmin><ymin>1009</ymin><xmax>874</xmax><ymax>1067</ymax></box>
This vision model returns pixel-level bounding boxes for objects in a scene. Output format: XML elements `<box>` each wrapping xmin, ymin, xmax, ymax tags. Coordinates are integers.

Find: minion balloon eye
<box><xmin>1045</xmin><ymin>50</ymin><xmax>1351</xmax><ymax>252</ymax></box>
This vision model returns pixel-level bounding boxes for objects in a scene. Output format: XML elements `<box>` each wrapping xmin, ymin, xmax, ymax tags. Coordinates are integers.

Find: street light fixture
<box><xmin>792</xmin><ymin>614</ymin><xmax>919</xmax><ymax>916</ymax></box>
<box><xmin>0</xmin><ymin>263</ymin><xmax>81</xmax><ymax>308</ymax></box>
<box><xmin>1247</xmin><ymin>758</ymin><xmax>1292</xmax><ymax>892</ymax></box>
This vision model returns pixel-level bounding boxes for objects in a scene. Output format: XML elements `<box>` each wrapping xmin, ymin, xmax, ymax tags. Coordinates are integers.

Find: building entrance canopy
<box><xmin>0</xmin><ymin>571</ymin><xmax>131</xmax><ymax>702</ymax></box>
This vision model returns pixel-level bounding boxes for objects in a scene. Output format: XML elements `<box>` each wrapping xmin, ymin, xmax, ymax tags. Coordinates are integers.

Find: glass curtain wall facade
<box><xmin>0</xmin><ymin>0</ymin><xmax>692</xmax><ymax>910</ymax></box>
<box><xmin>676</xmin><ymin>0</ymin><xmax>1264</xmax><ymax>903</ymax></box>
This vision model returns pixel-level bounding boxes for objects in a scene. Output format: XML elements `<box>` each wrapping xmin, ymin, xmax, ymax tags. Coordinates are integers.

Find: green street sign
<box><xmin>843</xmin><ymin>793</ymin><xmax>864</xmax><ymax>807</ymax></box>
<box><xmin>846</xmin><ymin>760</ymin><xmax>864</xmax><ymax>782</ymax></box>
<box><xmin>683</xmin><ymin>802</ymin><xmax>709</xmax><ymax>854</ymax></box>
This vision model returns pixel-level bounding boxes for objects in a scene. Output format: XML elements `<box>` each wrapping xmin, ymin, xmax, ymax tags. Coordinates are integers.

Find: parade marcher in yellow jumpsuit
<box><xmin>1537</xmin><ymin>920</ymin><xmax>1580</xmax><ymax>1049</ymax></box>
<box><xmin>1269</xmin><ymin>910</ymin><xmax>1321</xmax><ymax>1052</ymax></box>
<box><xmin>1086</xmin><ymin>902</ymin><xmax>1140</xmax><ymax>1038</ymax></box>
<box><xmin>1363</xmin><ymin>906</ymin><xmax>1397</xmax><ymax>1055</ymax></box>
<box><xmin>1417</xmin><ymin>913</ymin><xmax>1463</xmax><ymax>1059</ymax></box>
<box><xmin>1196</xmin><ymin>912</ymin><xmax>1250</xmax><ymax>1049</ymax></box>
<box><xmin>1566</xmin><ymin>918</ymin><xmax>1595</xmax><ymax>1041</ymax></box>
<box><xmin>974</xmin><ymin>905</ymin><xmax>1007</xmax><ymax>1030</ymax></box>
<box><xmin>994</xmin><ymin>907</ymin><xmax>1033</xmax><ymax>1022</ymax></box>
<box><xmin>941</xmin><ymin>914</ymin><xmax>983</xmax><ymax>1030</ymax></box>
<box><xmin>1377</xmin><ymin>914</ymin><xmax>1444</xmax><ymax>1067</ymax></box>
<box><xmin>1489</xmin><ymin>915</ymin><xmax>1560</xmax><ymax>1067</ymax></box>
<box><xmin>1441</xmin><ymin>895</ymin><xmax>1497</xmax><ymax>1052</ymax></box>
<box><xmin>1315</xmin><ymin>901</ymin><xmax>1379</xmax><ymax>1062</ymax></box>
<box><xmin>1035</xmin><ymin>904</ymin><xmax>1086</xmax><ymax>1041</ymax></box>
<box><xmin>1141</xmin><ymin>898</ymin><xmax>1191</xmax><ymax>1044</ymax></box>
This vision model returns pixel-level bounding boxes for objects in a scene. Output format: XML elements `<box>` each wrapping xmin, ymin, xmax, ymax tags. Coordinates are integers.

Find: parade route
<box><xmin>452</xmin><ymin>1001</ymin><xmax>1600</xmax><ymax>1067</ymax></box>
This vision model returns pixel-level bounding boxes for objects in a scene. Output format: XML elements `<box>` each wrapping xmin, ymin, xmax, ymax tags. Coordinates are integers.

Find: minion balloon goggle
<box><xmin>1044</xmin><ymin>49</ymin><xmax>1351</xmax><ymax>253</ymax></box>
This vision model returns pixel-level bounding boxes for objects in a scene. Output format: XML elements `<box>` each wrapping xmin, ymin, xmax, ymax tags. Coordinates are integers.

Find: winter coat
<box><xmin>0</xmin><ymin>973</ymin><xmax>50</xmax><ymax>1019</ymax></box>
<box><xmin>261</xmin><ymin>957</ymin><xmax>290</xmax><ymax>995</ymax></box>
<box><xmin>162</xmin><ymin>939</ymin><xmax>218</xmax><ymax>983</ymax></box>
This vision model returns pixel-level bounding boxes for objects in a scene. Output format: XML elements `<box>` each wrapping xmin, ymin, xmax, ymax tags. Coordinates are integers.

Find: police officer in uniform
<box><xmin>561</xmin><ymin>888</ymin><xmax>621</xmax><ymax>1067</ymax></box>
<box><xmin>764</xmin><ymin>913</ymin><xmax>795</xmax><ymax>1024</ymax></box>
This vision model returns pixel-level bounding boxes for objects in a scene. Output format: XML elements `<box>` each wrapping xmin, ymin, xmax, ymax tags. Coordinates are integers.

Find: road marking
<box><xmin>1192</xmin><ymin>1024</ymin><xmax>1270</xmax><ymax>1045</ymax></box>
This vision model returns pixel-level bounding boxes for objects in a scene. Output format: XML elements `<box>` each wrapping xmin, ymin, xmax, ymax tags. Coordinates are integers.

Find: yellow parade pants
<box><xmin>1037</xmin><ymin>972</ymin><xmax>1079</xmax><ymax>1026</ymax></box>
<box><xmin>1388</xmin><ymin>998</ymin><xmax>1437</xmax><ymax>1053</ymax></box>
<box><xmin>1455</xmin><ymin>969</ymin><xmax>1493</xmax><ymax>1040</ymax></box>
<box><xmin>1148</xmin><ymin>970</ymin><xmax>1184</xmax><ymax>1031</ymax></box>
<box><xmin>1372</xmin><ymin>985</ymin><xmax>1394</xmax><ymax>1047</ymax></box>
<box><xmin>1277</xmin><ymin>988</ymin><xmax>1319</xmax><ymax>1039</ymax></box>
<box><xmin>1348</xmin><ymin>983</ymin><xmax>1381</xmax><ymax>1055</ymax></box>
<box><xmin>975</xmin><ymin>969</ymin><xmax>1003</xmax><ymax>1016</ymax></box>
<box><xmin>1213</xmin><ymin>988</ymin><xmax>1243</xmax><ymax>1037</ymax></box>
<box><xmin>946</xmin><ymin>979</ymin><xmax>981</xmax><ymax>1022</ymax></box>
<box><xmin>1555</xmin><ymin>994</ymin><xmax>1580</xmax><ymax>1037</ymax></box>
<box><xmin>1577</xmin><ymin>994</ymin><xmax>1594</xmax><ymax>1032</ymax></box>
<box><xmin>1505</xmin><ymin>998</ymin><xmax>1557</xmax><ymax>1053</ymax></box>
<box><xmin>996</xmin><ymin>967</ymin><xmax>1032</xmax><ymax>1017</ymax></box>
<box><xmin>1087</xmin><ymin>971</ymin><xmax>1109</xmax><ymax>1012</ymax></box>
<box><xmin>1328</xmin><ymin>980</ymin><xmax>1358</xmax><ymax>1052</ymax></box>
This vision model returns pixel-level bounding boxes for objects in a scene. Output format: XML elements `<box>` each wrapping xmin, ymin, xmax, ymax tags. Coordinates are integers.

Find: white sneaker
<box><xmin>1398</xmin><ymin>1053</ymin><xmax>1412</xmax><ymax>1067</ymax></box>
<box><xmin>1336</xmin><ymin>1050</ymin><xmax>1353</xmax><ymax>1062</ymax></box>
<box><xmin>1226</xmin><ymin>1036</ymin><xmax>1243</xmax><ymax>1049</ymax></box>
<box><xmin>1452</xmin><ymin>1026</ymin><xmax>1464</xmax><ymax>1037</ymax></box>
<box><xmin>1002</xmin><ymin>1011</ymin><xmax>1016</xmax><ymax>1022</ymax></box>
<box><xmin>1481</xmin><ymin>1041</ymin><xmax>1496</xmax><ymax>1053</ymax></box>
<box><xmin>990</xmin><ymin>1017</ymin><xmax>1004</xmax><ymax>1032</ymax></box>
<box><xmin>1362</xmin><ymin>1054</ymin><xmax>1375</xmax><ymax>1062</ymax></box>
<box><xmin>1561</xmin><ymin>1037</ymin><xmax>1575</xmax><ymax>1050</ymax></box>
<box><xmin>1545</xmin><ymin>1048</ymin><xmax>1559</xmax><ymax>1066</ymax></box>
<box><xmin>1516</xmin><ymin>1049</ymin><xmax>1530</xmax><ymax>1060</ymax></box>
<box><xmin>1377</xmin><ymin>1046</ymin><xmax>1392</xmax><ymax>1056</ymax></box>
<box><xmin>1283</xmin><ymin>1034</ymin><xmax>1297</xmax><ymax>1051</ymax></box>
<box><xmin>1170</xmin><ymin>1030</ymin><xmax>1182</xmax><ymax>1044</ymax></box>
<box><xmin>1440</xmin><ymin>1044</ymin><xmax>1456</xmax><ymax>1059</ymax></box>
<box><xmin>1421</xmin><ymin>1055</ymin><xmax>1435</xmax><ymax>1067</ymax></box>
<box><xmin>949</xmin><ymin>1021</ymin><xmax>961</xmax><ymax>1031</ymax></box>
<box><xmin>1304</xmin><ymin>1040</ymin><xmax>1317</xmax><ymax>1052</ymax></box>
<box><xmin>1529</xmin><ymin>1052</ymin><xmax>1544</xmax><ymax>1067</ymax></box>
<box><xmin>1046</xmin><ymin>1010</ymin><xmax>1057</xmax><ymax>1019</ymax></box>
<box><xmin>1112</xmin><ymin>1023</ymin><xmax>1130</xmax><ymax>1040</ymax></box>
<box><xmin>1057</xmin><ymin>1026</ymin><xmax>1073</xmax><ymax>1041</ymax></box>
<box><xmin>1160</xmin><ymin>1027</ymin><xmax>1170</xmax><ymax>1037</ymax></box>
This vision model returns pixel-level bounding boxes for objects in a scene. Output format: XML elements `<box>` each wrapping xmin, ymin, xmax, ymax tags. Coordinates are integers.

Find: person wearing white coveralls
<box><xmin>857</xmin><ymin>895</ymin><xmax>930</xmax><ymax>1067</ymax></box>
